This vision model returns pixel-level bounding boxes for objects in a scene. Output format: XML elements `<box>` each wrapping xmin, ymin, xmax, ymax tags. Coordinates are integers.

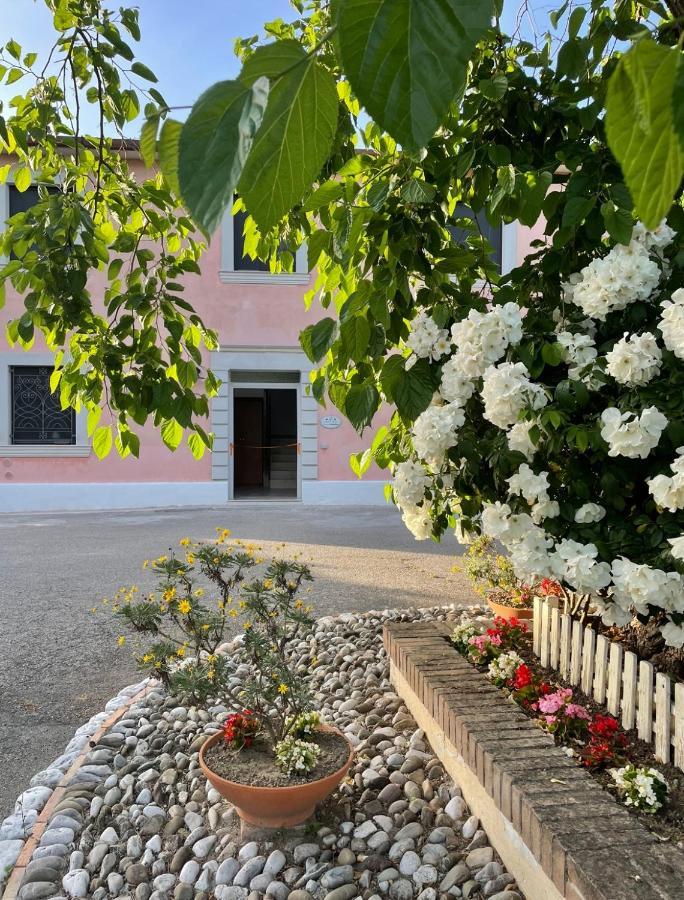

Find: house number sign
<box><xmin>320</xmin><ymin>415</ymin><xmax>342</xmax><ymax>429</ymax></box>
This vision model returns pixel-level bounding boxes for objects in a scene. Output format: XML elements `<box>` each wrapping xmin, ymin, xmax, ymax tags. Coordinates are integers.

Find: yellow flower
<box><xmin>243</xmin><ymin>621</ymin><xmax>252</xmax><ymax>630</ymax></box>
<box><xmin>311</xmin><ymin>656</ymin><xmax>318</xmax><ymax>666</ymax></box>
<box><xmin>142</xmin><ymin>560</ymin><xmax>149</xmax><ymax>569</ymax></box>
<box><xmin>239</xmin><ymin>600</ymin><xmax>247</xmax><ymax>610</ymax></box>
<box><xmin>229</xmin><ymin>609</ymin><xmax>238</xmax><ymax>618</ymax></box>
<box><xmin>294</xmin><ymin>599</ymin><xmax>304</xmax><ymax>610</ymax></box>
<box><xmin>142</xmin><ymin>653</ymin><xmax>154</xmax><ymax>663</ymax></box>
<box><xmin>194</xmin><ymin>588</ymin><xmax>205</xmax><ymax>597</ymax></box>
<box><xmin>213</xmin><ymin>556</ymin><xmax>219</xmax><ymax>564</ymax></box>
<box><xmin>90</xmin><ymin>606</ymin><xmax>97</xmax><ymax>614</ymax></box>
<box><xmin>157</xmin><ymin>555</ymin><xmax>168</xmax><ymax>563</ymax></box>
<box><xmin>117</xmin><ymin>635</ymin><xmax>126</xmax><ymax>647</ymax></box>
<box><xmin>277</xmin><ymin>683</ymin><xmax>289</xmax><ymax>695</ymax></box>
<box><xmin>180</xmin><ymin>538</ymin><xmax>191</xmax><ymax>546</ymax></box>
<box><xmin>186</xmin><ymin>553</ymin><xmax>195</xmax><ymax>564</ymax></box>
<box><xmin>202</xmin><ymin>624</ymin><xmax>209</xmax><ymax>631</ymax></box>
<box><xmin>264</xmin><ymin>579</ymin><xmax>273</xmax><ymax>590</ymax></box>
<box><xmin>178</xmin><ymin>600</ymin><xmax>192</xmax><ymax>615</ymax></box>
<box><xmin>177</xmin><ymin>646</ymin><xmax>186</xmax><ymax>658</ymax></box>
<box><xmin>163</xmin><ymin>586</ymin><xmax>177</xmax><ymax>602</ymax></box>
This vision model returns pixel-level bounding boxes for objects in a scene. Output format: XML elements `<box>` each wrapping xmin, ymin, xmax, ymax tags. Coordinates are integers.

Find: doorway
<box><xmin>232</xmin><ymin>387</ymin><xmax>298</xmax><ymax>499</ymax></box>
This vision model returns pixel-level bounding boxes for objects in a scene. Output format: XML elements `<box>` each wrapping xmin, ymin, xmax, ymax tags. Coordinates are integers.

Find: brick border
<box><xmin>384</xmin><ymin>621</ymin><xmax>684</xmax><ymax>900</ymax></box>
<box><xmin>1</xmin><ymin>682</ymin><xmax>156</xmax><ymax>900</ymax></box>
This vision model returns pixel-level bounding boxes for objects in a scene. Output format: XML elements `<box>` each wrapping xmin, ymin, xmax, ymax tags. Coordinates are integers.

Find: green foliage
<box><xmin>337</xmin><ymin>0</ymin><xmax>493</xmax><ymax>152</ymax></box>
<box><xmin>455</xmin><ymin>535</ymin><xmax>529</xmax><ymax>606</ymax></box>
<box><xmin>606</xmin><ymin>38</ymin><xmax>684</xmax><ymax>229</ymax></box>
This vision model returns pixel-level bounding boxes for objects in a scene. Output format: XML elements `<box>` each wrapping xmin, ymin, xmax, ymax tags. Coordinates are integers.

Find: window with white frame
<box><xmin>449</xmin><ymin>205</ymin><xmax>504</xmax><ymax>270</ymax></box>
<box><xmin>219</xmin><ymin>205</ymin><xmax>309</xmax><ymax>285</ymax></box>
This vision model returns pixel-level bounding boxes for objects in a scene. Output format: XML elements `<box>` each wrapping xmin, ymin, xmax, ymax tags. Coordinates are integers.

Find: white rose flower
<box><xmin>574</xmin><ymin>503</ymin><xmax>606</xmax><ymax>524</ymax></box>
<box><xmin>481</xmin><ymin>361</ymin><xmax>548</xmax><ymax>430</ymax></box>
<box><xmin>507</xmin><ymin>420</ymin><xmax>537</xmax><ymax>460</ymax></box>
<box><xmin>406</xmin><ymin>310</ymin><xmax>449</xmax><ymax>360</ymax></box>
<box><xmin>600</xmin><ymin>406</ymin><xmax>668</xmax><ymax>459</ymax></box>
<box><xmin>531</xmin><ymin>498</ymin><xmax>560</xmax><ymax>523</ymax></box>
<box><xmin>632</xmin><ymin>219</ymin><xmax>676</xmax><ymax>251</ymax></box>
<box><xmin>658</xmin><ymin>288</ymin><xmax>684</xmax><ymax>360</ymax></box>
<box><xmin>668</xmin><ymin>536</ymin><xmax>684</xmax><ymax>561</ymax></box>
<box><xmin>553</xmin><ymin>539</ymin><xmax>611</xmax><ymax>594</ymax></box>
<box><xmin>507</xmin><ymin>464</ymin><xmax>551</xmax><ymax>505</ymax></box>
<box><xmin>557</xmin><ymin>330</ymin><xmax>598</xmax><ymax>381</ymax></box>
<box><xmin>401</xmin><ymin>504</ymin><xmax>433</xmax><ymax>541</ymax></box>
<box><xmin>439</xmin><ymin>356</ymin><xmax>475</xmax><ymax>407</ymax></box>
<box><xmin>449</xmin><ymin>302</ymin><xmax>524</xmax><ymax>379</ymax></box>
<box><xmin>605</xmin><ymin>332</ymin><xmax>662</xmax><ymax>386</ymax></box>
<box><xmin>508</xmin><ymin>527</ymin><xmax>560</xmax><ymax>581</ymax></box>
<box><xmin>648</xmin><ymin>448</ymin><xmax>684</xmax><ymax>511</ymax></box>
<box><xmin>611</xmin><ymin>557</ymin><xmax>684</xmax><ymax>615</ymax></box>
<box><xmin>661</xmin><ymin>620</ymin><xmax>684</xmax><ymax>649</ymax></box>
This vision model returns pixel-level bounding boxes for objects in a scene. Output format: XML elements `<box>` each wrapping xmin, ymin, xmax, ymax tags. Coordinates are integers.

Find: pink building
<box><xmin>0</xmin><ymin>155</ymin><xmax>535</xmax><ymax>512</ymax></box>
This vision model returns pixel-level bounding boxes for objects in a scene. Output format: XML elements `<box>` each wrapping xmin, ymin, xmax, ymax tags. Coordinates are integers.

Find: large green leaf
<box><xmin>336</xmin><ymin>0</ymin><xmax>493</xmax><ymax>152</ymax></box>
<box><xmin>238</xmin><ymin>41</ymin><xmax>338</xmax><ymax>231</ymax></box>
<box><xmin>300</xmin><ymin>317</ymin><xmax>336</xmax><ymax>363</ymax></box>
<box><xmin>158</xmin><ymin>119</ymin><xmax>183</xmax><ymax>198</ymax></box>
<box><xmin>606</xmin><ymin>39</ymin><xmax>684</xmax><ymax>229</ymax></box>
<box><xmin>178</xmin><ymin>78</ymin><xmax>269</xmax><ymax>235</ymax></box>
<box><xmin>393</xmin><ymin>358</ymin><xmax>436</xmax><ymax>420</ymax></box>
<box><xmin>345</xmin><ymin>383</ymin><xmax>379</xmax><ymax>431</ymax></box>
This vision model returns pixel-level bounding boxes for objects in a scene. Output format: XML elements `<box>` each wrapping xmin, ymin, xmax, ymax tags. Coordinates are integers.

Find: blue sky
<box><xmin>0</xmin><ymin>0</ymin><xmax>298</xmax><ymax>133</ymax></box>
<box><xmin>0</xmin><ymin>1</ymin><xmax>548</xmax><ymax>136</ymax></box>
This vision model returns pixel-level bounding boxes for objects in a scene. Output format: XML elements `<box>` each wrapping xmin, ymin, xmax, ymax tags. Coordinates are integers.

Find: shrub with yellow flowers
<box><xmin>112</xmin><ymin>529</ymin><xmax>321</xmax><ymax>767</ymax></box>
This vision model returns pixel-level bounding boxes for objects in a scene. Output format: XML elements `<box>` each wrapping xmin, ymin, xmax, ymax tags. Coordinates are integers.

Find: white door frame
<box><xmin>229</xmin><ymin>382</ymin><xmax>302</xmax><ymax>501</ymax></box>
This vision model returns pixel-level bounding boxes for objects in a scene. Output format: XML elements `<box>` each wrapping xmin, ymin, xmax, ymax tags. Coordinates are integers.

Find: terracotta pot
<box><xmin>199</xmin><ymin>724</ymin><xmax>354</xmax><ymax>828</ymax></box>
<box><xmin>486</xmin><ymin>597</ymin><xmax>534</xmax><ymax>622</ymax></box>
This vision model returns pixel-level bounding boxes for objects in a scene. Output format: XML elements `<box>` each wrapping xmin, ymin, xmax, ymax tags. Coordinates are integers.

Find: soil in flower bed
<box><xmin>449</xmin><ymin>629</ymin><xmax>684</xmax><ymax>843</ymax></box>
<box><xmin>204</xmin><ymin>730</ymin><xmax>350</xmax><ymax>787</ymax></box>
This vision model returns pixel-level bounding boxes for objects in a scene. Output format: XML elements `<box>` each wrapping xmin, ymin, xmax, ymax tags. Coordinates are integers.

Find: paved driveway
<box><xmin>0</xmin><ymin>503</ymin><xmax>472</xmax><ymax>819</ymax></box>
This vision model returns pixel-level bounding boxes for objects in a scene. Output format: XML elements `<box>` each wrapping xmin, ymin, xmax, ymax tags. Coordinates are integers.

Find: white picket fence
<box><xmin>532</xmin><ymin>597</ymin><xmax>684</xmax><ymax>770</ymax></box>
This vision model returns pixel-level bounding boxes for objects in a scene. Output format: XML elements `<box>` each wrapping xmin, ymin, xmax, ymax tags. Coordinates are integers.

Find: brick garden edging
<box><xmin>384</xmin><ymin>620</ymin><xmax>684</xmax><ymax>900</ymax></box>
<box><xmin>0</xmin><ymin>680</ymin><xmax>156</xmax><ymax>900</ymax></box>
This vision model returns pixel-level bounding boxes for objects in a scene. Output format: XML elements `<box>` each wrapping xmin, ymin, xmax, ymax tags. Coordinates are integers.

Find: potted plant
<box><xmin>455</xmin><ymin>535</ymin><xmax>535</xmax><ymax>621</ymax></box>
<box><xmin>110</xmin><ymin>530</ymin><xmax>353</xmax><ymax>828</ymax></box>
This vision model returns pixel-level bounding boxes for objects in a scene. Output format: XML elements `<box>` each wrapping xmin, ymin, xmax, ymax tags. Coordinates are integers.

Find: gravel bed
<box><xmin>3</xmin><ymin>605</ymin><xmax>521</xmax><ymax>900</ymax></box>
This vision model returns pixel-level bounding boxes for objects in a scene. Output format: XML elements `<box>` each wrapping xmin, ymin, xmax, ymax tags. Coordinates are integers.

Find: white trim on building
<box><xmin>0</xmin><ymin>481</ymin><xmax>226</xmax><ymax>512</ymax></box>
<box><xmin>219</xmin><ymin>207</ymin><xmax>309</xmax><ymax>285</ymax></box>
<box><xmin>302</xmin><ymin>480</ymin><xmax>389</xmax><ymax>506</ymax></box>
<box><xmin>0</xmin><ymin>350</ymin><xmax>89</xmax><ymax>457</ymax></box>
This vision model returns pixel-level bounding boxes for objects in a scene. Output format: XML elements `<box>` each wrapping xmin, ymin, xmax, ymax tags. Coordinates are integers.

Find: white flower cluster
<box><xmin>658</xmin><ymin>288</ymin><xmax>684</xmax><ymax>360</ymax></box>
<box><xmin>481</xmin><ymin>362</ymin><xmax>548</xmax><ymax>430</ymax></box>
<box><xmin>439</xmin><ymin>357</ymin><xmax>476</xmax><ymax>406</ymax></box>
<box><xmin>507</xmin><ymin>464</ymin><xmax>559</xmax><ymax>523</ymax></box>
<box><xmin>648</xmin><ymin>448</ymin><xmax>684</xmax><ymax>512</ymax></box>
<box><xmin>611</xmin><ymin>557</ymin><xmax>684</xmax><ymax>616</ymax></box>
<box><xmin>392</xmin><ymin>459</ymin><xmax>430</xmax><ymax>507</ymax></box>
<box><xmin>565</xmin><ymin>232</ymin><xmax>663</xmax><ymax>321</ymax></box>
<box><xmin>661</xmin><ymin>619</ymin><xmax>684</xmax><ymax>649</ymax></box>
<box><xmin>574</xmin><ymin>503</ymin><xmax>605</xmax><ymax>524</ymax></box>
<box><xmin>411</xmin><ymin>402</ymin><xmax>465</xmax><ymax>467</ymax></box>
<box><xmin>488</xmin><ymin>650</ymin><xmax>524</xmax><ymax>685</ymax></box>
<box><xmin>610</xmin><ymin>765</ymin><xmax>668</xmax><ymax>813</ymax></box>
<box><xmin>600</xmin><ymin>406</ymin><xmax>668</xmax><ymax>459</ymax></box>
<box><xmin>274</xmin><ymin>737</ymin><xmax>321</xmax><ymax>776</ymax></box>
<box><xmin>556</xmin><ymin>330</ymin><xmax>598</xmax><ymax>381</ymax></box>
<box><xmin>451</xmin><ymin>621</ymin><xmax>480</xmax><ymax>653</ymax></box>
<box><xmin>406</xmin><ymin>310</ymin><xmax>450</xmax><ymax>361</ymax></box>
<box><xmin>605</xmin><ymin>332</ymin><xmax>662</xmax><ymax>386</ymax></box>
<box><xmin>633</xmin><ymin>219</ymin><xmax>676</xmax><ymax>252</ymax></box>
<box><xmin>449</xmin><ymin>302</ymin><xmax>524</xmax><ymax>379</ymax></box>
<box><xmin>507</xmin><ymin>420</ymin><xmax>538</xmax><ymax>461</ymax></box>
<box><xmin>481</xmin><ymin>502</ymin><xmax>558</xmax><ymax>581</ymax></box>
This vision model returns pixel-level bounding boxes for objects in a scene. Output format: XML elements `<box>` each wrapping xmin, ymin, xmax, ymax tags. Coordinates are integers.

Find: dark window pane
<box><xmin>11</xmin><ymin>366</ymin><xmax>76</xmax><ymax>445</ymax></box>
<box><xmin>233</xmin><ymin>207</ymin><xmax>270</xmax><ymax>272</ymax></box>
<box><xmin>449</xmin><ymin>204</ymin><xmax>502</xmax><ymax>269</ymax></box>
<box><xmin>8</xmin><ymin>184</ymin><xmax>59</xmax><ymax>218</ymax></box>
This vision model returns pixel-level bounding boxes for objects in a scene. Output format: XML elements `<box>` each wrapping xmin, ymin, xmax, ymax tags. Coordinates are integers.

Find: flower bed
<box><xmin>451</xmin><ymin>612</ymin><xmax>684</xmax><ymax>841</ymax></box>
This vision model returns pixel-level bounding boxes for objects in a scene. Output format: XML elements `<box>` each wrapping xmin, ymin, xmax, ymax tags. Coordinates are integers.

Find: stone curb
<box><xmin>0</xmin><ymin>680</ymin><xmax>156</xmax><ymax>900</ymax></box>
<box><xmin>384</xmin><ymin>620</ymin><xmax>684</xmax><ymax>900</ymax></box>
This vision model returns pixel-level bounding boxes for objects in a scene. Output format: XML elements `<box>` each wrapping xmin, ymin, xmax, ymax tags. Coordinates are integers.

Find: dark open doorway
<box><xmin>233</xmin><ymin>388</ymin><xmax>298</xmax><ymax>499</ymax></box>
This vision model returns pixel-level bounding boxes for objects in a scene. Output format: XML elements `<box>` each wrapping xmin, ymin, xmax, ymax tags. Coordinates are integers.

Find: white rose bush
<box><xmin>388</xmin><ymin>223</ymin><xmax>684</xmax><ymax>649</ymax></box>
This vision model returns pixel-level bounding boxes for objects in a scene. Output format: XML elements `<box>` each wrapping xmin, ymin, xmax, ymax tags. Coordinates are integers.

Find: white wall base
<box><xmin>0</xmin><ymin>481</ymin><xmax>228</xmax><ymax>513</ymax></box>
<box><xmin>0</xmin><ymin>479</ymin><xmax>390</xmax><ymax>512</ymax></box>
<box><xmin>301</xmin><ymin>480</ymin><xmax>389</xmax><ymax>505</ymax></box>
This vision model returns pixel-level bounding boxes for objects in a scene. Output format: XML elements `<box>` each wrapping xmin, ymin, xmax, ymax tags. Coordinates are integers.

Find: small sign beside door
<box><xmin>320</xmin><ymin>415</ymin><xmax>342</xmax><ymax>429</ymax></box>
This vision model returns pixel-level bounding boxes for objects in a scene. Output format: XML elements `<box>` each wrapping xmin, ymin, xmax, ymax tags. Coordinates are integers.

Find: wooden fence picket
<box><xmin>531</xmin><ymin>598</ymin><xmax>683</xmax><ymax>771</ymax></box>
<box><xmin>637</xmin><ymin>660</ymin><xmax>654</xmax><ymax>743</ymax></box>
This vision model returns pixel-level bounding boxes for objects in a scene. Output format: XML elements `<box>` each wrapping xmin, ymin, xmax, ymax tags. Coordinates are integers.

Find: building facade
<box><xmin>0</xmin><ymin>159</ymin><xmax>539</xmax><ymax>512</ymax></box>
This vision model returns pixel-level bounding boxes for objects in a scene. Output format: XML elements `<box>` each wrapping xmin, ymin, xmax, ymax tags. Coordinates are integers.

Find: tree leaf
<box><xmin>336</xmin><ymin>0</ymin><xmax>493</xmax><ymax>152</ymax></box>
<box><xmin>178</xmin><ymin>77</ymin><xmax>268</xmax><ymax>235</ymax></box>
<box><xmin>674</xmin><ymin>54</ymin><xmax>684</xmax><ymax>156</ymax></box>
<box><xmin>302</xmin><ymin>180</ymin><xmax>345</xmax><ymax>211</ymax></box>
<box><xmin>345</xmin><ymin>383</ymin><xmax>379</xmax><ymax>431</ymax></box>
<box><xmin>93</xmin><ymin>425</ymin><xmax>113</xmax><ymax>460</ymax></box>
<box><xmin>158</xmin><ymin>119</ymin><xmax>182</xmax><ymax>197</ymax></box>
<box><xmin>238</xmin><ymin>41</ymin><xmax>338</xmax><ymax>231</ymax></box>
<box><xmin>393</xmin><ymin>358</ymin><xmax>436</xmax><ymax>420</ymax></box>
<box><xmin>187</xmin><ymin>431</ymin><xmax>206</xmax><ymax>460</ymax></box>
<box><xmin>341</xmin><ymin>315</ymin><xmax>371</xmax><ymax>361</ymax></box>
<box><xmin>300</xmin><ymin>317</ymin><xmax>336</xmax><ymax>363</ymax></box>
<box><xmin>400</xmin><ymin>179</ymin><xmax>436</xmax><ymax>204</ymax></box>
<box><xmin>161</xmin><ymin>418</ymin><xmax>183</xmax><ymax>451</ymax></box>
<box><xmin>139</xmin><ymin>115</ymin><xmax>159</xmax><ymax>168</ymax></box>
<box><xmin>13</xmin><ymin>166</ymin><xmax>31</xmax><ymax>192</ymax></box>
<box><xmin>131</xmin><ymin>61</ymin><xmax>158</xmax><ymax>83</ymax></box>
<box><xmin>606</xmin><ymin>38</ymin><xmax>684</xmax><ymax>229</ymax></box>
<box><xmin>601</xmin><ymin>200</ymin><xmax>633</xmax><ymax>245</ymax></box>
